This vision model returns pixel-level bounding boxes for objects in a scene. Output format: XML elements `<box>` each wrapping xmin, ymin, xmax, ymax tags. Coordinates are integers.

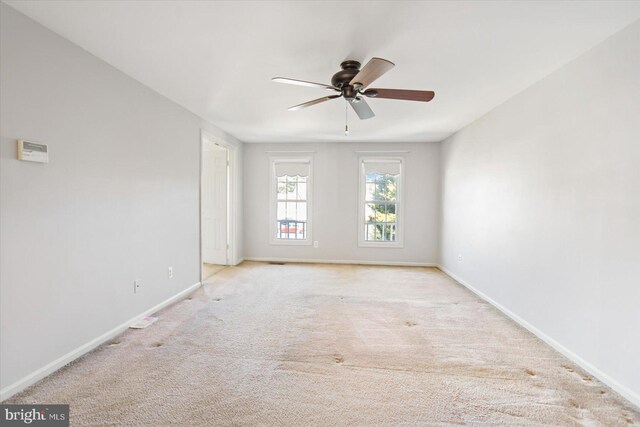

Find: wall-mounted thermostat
<box><xmin>17</xmin><ymin>139</ymin><xmax>49</xmax><ymax>163</ymax></box>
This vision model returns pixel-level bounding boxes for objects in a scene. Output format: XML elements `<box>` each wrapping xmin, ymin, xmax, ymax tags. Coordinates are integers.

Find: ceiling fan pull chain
<box><xmin>345</xmin><ymin>102</ymin><xmax>349</xmax><ymax>136</ymax></box>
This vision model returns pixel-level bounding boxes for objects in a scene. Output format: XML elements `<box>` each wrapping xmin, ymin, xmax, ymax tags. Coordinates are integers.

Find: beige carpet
<box><xmin>8</xmin><ymin>262</ymin><xmax>640</xmax><ymax>426</ymax></box>
<box><xmin>202</xmin><ymin>263</ymin><xmax>226</xmax><ymax>281</ymax></box>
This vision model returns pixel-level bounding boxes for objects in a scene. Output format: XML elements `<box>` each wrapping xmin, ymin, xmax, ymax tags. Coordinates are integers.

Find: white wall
<box><xmin>0</xmin><ymin>4</ymin><xmax>242</xmax><ymax>398</ymax></box>
<box><xmin>244</xmin><ymin>142</ymin><xmax>440</xmax><ymax>265</ymax></box>
<box><xmin>440</xmin><ymin>20</ymin><xmax>640</xmax><ymax>405</ymax></box>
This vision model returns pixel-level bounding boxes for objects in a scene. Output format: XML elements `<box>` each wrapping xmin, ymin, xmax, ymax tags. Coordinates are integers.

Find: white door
<box><xmin>202</xmin><ymin>144</ymin><xmax>228</xmax><ymax>265</ymax></box>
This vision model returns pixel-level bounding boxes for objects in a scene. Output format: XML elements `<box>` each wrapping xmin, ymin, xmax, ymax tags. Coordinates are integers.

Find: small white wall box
<box><xmin>17</xmin><ymin>139</ymin><xmax>49</xmax><ymax>163</ymax></box>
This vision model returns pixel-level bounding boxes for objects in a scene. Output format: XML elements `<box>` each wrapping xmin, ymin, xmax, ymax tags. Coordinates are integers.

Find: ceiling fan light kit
<box><xmin>272</xmin><ymin>57</ymin><xmax>436</xmax><ymax>131</ymax></box>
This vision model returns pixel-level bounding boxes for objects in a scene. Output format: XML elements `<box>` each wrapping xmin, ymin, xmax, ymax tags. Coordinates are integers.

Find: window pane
<box><xmin>365</xmin><ymin>203</ymin><xmax>386</xmax><ymax>223</ymax></box>
<box><xmin>297</xmin><ymin>182</ymin><xmax>307</xmax><ymax>200</ymax></box>
<box><xmin>388</xmin><ymin>224</ymin><xmax>396</xmax><ymax>241</ymax></box>
<box><xmin>374</xmin><ymin>224</ymin><xmax>383</xmax><ymax>240</ymax></box>
<box><xmin>277</xmin><ymin>202</ymin><xmax>286</xmax><ymax>221</ymax></box>
<box><xmin>377</xmin><ymin>180</ymin><xmax>387</xmax><ymax>201</ymax></box>
<box><xmin>277</xmin><ymin>178</ymin><xmax>287</xmax><ymax>199</ymax></box>
<box><xmin>285</xmin><ymin>202</ymin><xmax>297</xmax><ymax>220</ymax></box>
<box><xmin>279</xmin><ymin>221</ymin><xmax>286</xmax><ymax>239</ymax></box>
<box><xmin>387</xmin><ymin>203</ymin><xmax>396</xmax><ymax>222</ymax></box>
<box><xmin>365</xmin><ymin>183</ymin><xmax>376</xmax><ymax>201</ymax></box>
<box><xmin>375</xmin><ymin>176</ymin><xmax>395</xmax><ymax>201</ymax></box>
<box><xmin>286</xmin><ymin>178</ymin><xmax>297</xmax><ymax>199</ymax></box>
<box><xmin>386</xmin><ymin>176</ymin><xmax>397</xmax><ymax>201</ymax></box>
<box><xmin>274</xmin><ymin>200</ymin><xmax>307</xmax><ymax>240</ymax></box>
<box><xmin>365</xmin><ymin>203</ymin><xmax>375</xmax><ymax>222</ymax></box>
<box><xmin>297</xmin><ymin>202</ymin><xmax>307</xmax><ymax>221</ymax></box>
<box><xmin>365</xmin><ymin>224</ymin><xmax>375</xmax><ymax>241</ymax></box>
<box><xmin>366</xmin><ymin>173</ymin><xmax>379</xmax><ymax>182</ymax></box>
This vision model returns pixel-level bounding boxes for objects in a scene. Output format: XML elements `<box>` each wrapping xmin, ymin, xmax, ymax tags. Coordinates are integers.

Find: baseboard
<box><xmin>244</xmin><ymin>257</ymin><xmax>438</xmax><ymax>267</ymax></box>
<box><xmin>436</xmin><ymin>264</ymin><xmax>640</xmax><ymax>409</ymax></box>
<box><xmin>0</xmin><ymin>282</ymin><xmax>202</xmax><ymax>402</ymax></box>
<box><xmin>234</xmin><ymin>257</ymin><xmax>245</xmax><ymax>266</ymax></box>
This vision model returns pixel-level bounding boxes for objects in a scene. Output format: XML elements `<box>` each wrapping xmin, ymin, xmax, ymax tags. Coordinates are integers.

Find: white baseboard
<box><xmin>436</xmin><ymin>264</ymin><xmax>640</xmax><ymax>409</ymax></box>
<box><xmin>234</xmin><ymin>257</ymin><xmax>245</xmax><ymax>266</ymax></box>
<box><xmin>0</xmin><ymin>282</ymin><xmax>202</xmax><ymax>402</ymax></box>
<box><xmin>244</xmin><ymin>257</ymin><xmax>437</xmax><ymax>267</ymax></box>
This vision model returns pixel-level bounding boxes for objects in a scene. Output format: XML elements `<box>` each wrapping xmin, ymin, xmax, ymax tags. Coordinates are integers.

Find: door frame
<box><xmin>199</xmin><ymin>130</ymin><xmax>238</xmax><ymax>279</ymax></box>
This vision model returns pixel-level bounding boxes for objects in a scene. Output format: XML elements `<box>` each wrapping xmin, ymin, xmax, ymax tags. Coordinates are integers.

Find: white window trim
<box><xmin>358</xmin><ymin>156</ymin><xmax>404</xmax><ymax>248</ymax></box>
<box><xmin>269</xmin><ymin>156</ymin><xmax>313</xmax><ymax>246</ymax></box>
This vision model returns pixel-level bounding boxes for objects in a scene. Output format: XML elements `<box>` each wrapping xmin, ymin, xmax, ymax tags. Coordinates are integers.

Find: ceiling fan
<box><xmin>272</xmin><ymin>57</ymin><xmax>435</xmax><ymax>120</ymax></box>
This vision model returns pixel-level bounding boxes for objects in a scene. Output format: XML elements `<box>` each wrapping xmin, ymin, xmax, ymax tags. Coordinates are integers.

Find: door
<box><xmin>202</xmin><ymin>144</ymin><xmax>228</xmax><ymax>265</ymax></box>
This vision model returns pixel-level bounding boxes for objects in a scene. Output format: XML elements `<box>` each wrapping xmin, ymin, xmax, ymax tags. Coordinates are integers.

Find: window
<box><xmin>270</xmin><ymin>157</ymin><xmax>312</xmax><ymax>245</ymax></box>
<box><xmin>358</xmin><ymin>158</ymin><xmax>403</xmax><ymax>247</ymax></box>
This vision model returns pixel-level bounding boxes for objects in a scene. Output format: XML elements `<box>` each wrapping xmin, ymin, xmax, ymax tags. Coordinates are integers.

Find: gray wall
<box><xmin>440</xmin><ymin>20</ymin><xmax>640</xmax><ymax>405</ymax></box>
<box><xmin>0</xmin><ymin>4</ymin><xmax>241</xmax><ymax>395</ymax></box>
<box><xmin>243</xmin><ymin>142</ymin><xmax>440</xmax><ymax>265</ymax></box>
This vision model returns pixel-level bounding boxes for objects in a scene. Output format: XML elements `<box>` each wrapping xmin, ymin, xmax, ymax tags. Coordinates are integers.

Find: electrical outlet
<box><xmin>313</xmin><ymin>241</ymin><xmax>319</xmax><ymax>248</ymax></box>
<box><xmin>457</xmin><ymin>254</ymin><xmax>463</xmax><ymax>262</ymax></box>
<box><xmin>168</xmin><ymin>266</ymin><xmax>174</xmax><ymax>279</ymax></box>
<box><xmin>133</xmin><ymin>280</ymin><xmax>141</xmax><ymax>293</ymax></box>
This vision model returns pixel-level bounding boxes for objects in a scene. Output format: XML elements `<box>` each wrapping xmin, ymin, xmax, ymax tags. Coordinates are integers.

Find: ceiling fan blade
<box><xmin>363</xmin><ymin>88</ymin><xmax>435</xmax><ymax>102</ymax></box>
<box><xmin>349</xmin><ymin>57</ymin><xmax>395</xmax><ymax>89</ymax></box>
<box><xmin>288</xmin><ymin>95</ymin><xmax>341</xmax><ymax>111</ymax></box>
<box><xmin>349</xmin><ymin>97</ymin><xmax>375</xmax><ymax>120</ymax></box>
<box><xmin>272</xmin><ymin>77</ymin><xmax>337</xmax><ymax>91</ymax></box>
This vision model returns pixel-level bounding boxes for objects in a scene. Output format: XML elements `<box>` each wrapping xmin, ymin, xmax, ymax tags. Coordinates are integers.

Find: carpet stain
<box><xmin>109</xmin><ymin>340</ymin><xmax>121</xmax><ymax>346</ymax></box>
<box><xmin>213</xmin><ymin>298</ymin><xmax>222</xmax><ymax>302</ymax></box>
<box><xmin>568</xmin><ymin>399</ymin><xmax>581</xmax><ymax>409</ymax></box>
<box><xmin>405</xmin><ymin>321</ymin><xmax>417</xmax><ymax>327</ymax></box>
<box><xmin>623</xmin><ymin>411</ymin><xmax>634</xmax><ymax>424</ymax></box>
<box><xmin>525</xmin><ymin>369</ymin><xmax>536</xmax><ymax>377</ymax></box>
<box><xmin>333</xmin><ymin>354</ymin><xmax>344</xmax><ymax>364</ymax></box>
<box><xmin>150</xmin><ymin>342</ymin><xmax>163</xmax><ymax>348</ymax></box>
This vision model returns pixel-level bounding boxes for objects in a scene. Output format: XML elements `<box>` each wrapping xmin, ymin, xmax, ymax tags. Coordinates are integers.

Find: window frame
<box><xmin>269</xmin><ymin>156</ymin><xmax>313</xmax><ymax>246</ymax></box>
<box><xmin>358</xmin><ymin>156</ymin><xmax>404</xmax><ymax>248</ymax></box>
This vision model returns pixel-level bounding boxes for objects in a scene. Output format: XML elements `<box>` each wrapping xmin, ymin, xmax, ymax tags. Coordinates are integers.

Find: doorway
<box><xmin>201</xmin><ymin>136</ymin><xmax>230</xmax><ymax>281</ymax></box>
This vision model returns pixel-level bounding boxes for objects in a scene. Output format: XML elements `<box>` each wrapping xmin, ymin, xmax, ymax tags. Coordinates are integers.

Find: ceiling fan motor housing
<box><xmin>331</xmin><ymin>60</ymin><xmax>361</xmax><ymax>99</ymax></box>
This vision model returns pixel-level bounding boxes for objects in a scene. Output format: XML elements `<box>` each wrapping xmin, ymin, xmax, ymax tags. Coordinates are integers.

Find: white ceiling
<box><xmin>6</xmin><ymin>1</ymin><xmax>640</xmax><ymax>143</ymax></box>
